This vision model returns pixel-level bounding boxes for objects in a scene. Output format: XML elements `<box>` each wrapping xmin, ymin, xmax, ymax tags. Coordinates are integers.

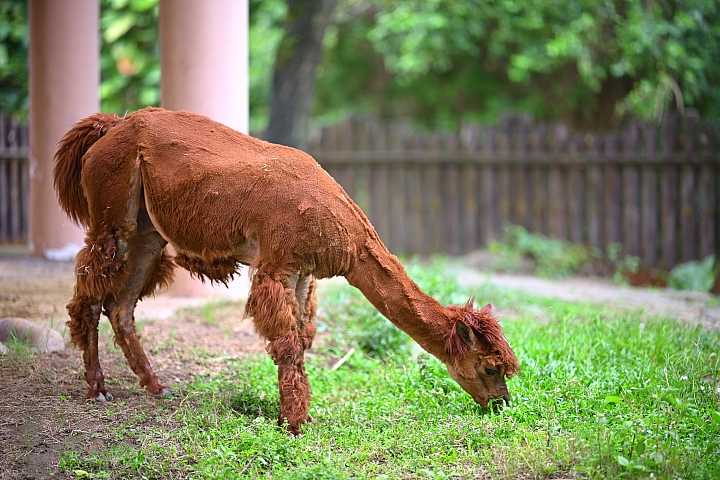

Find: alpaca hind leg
<box><xmin>246</xmin><ymin>270</ymin><xmax>310</xmax><ymax>434</ymax></box>
<box><xmin>67</xmin><ymin>295</ymin><xmax>113</xmax><ymax>401</ymax></box>
<box><xmin>104</xmin><ymin>231</ymin><xmax>171</xmax><ymax>397</ymax></box>
<box><xmin>68</xmin><ymin>230</ymin><xmax>128</xmax><ymax>401</ymax></box>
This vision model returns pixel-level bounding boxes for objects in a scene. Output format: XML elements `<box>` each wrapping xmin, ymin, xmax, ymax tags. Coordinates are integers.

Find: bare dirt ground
<box><xmin>1</xmin><ymin>249</ymin><xmax>718</xmax><ymax>479</ymax></box>
<box><xmin>0</xmin><ymin>249</ymin><xmax>265</xmax><ymax>480</ymax></box>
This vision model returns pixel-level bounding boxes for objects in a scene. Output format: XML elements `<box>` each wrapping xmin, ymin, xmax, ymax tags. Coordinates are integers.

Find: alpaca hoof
<box><xmin>156</xmin><ymin>387</ymin><xmax>172</xmax><ymax>398</ymax></box>
<box><xmin>95</xmin><ymin>391</ymin><xmax>113</xmax><ymax>402</ymax></box>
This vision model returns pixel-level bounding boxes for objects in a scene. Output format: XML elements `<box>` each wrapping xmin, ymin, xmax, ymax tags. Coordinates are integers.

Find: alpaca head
<box><xmin>443</xmin><ymin>302</ymin><xmax>520</xmax><ymax>408</ymax></box>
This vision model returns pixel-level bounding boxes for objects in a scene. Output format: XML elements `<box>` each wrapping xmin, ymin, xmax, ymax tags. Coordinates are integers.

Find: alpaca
<box><xmin>53</xmin><ymin>107</ymin><xmax>520</xmax><ymax>434</ymax></box>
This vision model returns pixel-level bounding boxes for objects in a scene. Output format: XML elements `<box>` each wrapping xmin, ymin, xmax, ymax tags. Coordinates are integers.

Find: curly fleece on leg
<box><xmin>246</xmin><ymin>271</ymin><xmax>311</xmax><ymax>433</ymax></box>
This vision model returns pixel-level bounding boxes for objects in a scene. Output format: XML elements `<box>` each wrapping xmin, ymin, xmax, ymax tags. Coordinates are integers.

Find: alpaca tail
<box><xmin>52</xmin><ymin>113</ymin><xmax>124</xmax><ymax>227</ymax></box>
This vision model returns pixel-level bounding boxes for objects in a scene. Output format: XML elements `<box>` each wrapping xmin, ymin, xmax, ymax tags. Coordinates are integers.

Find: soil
<box><xmin>0</xmin><ymin>249</ymin><xmax>266</xmax><ymax>480</ymax></box>
<box><xmin>1</xmin><ymin>248</ymin><xmax>719</xmax><ymax>478</ymax></box>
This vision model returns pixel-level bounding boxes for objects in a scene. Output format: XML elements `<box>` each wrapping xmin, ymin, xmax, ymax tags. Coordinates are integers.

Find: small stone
<box><xmin>0</xmin><ymin>317</ymin><xmax>65</xmax><ymax>353</ymax></box>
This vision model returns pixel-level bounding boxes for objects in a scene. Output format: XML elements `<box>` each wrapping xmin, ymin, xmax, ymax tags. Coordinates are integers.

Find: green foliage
<box><xmin>319</xmin><ymin>279</ymin><xmax>407</xmax><ymax>357</ymax></box>
<box><xmin>0</xmin><ymin>0</ymin><xmax>287</xmax><ymax>129</ymax></box>
<box><xmin>101</xmin><ymin>0</ymin><xmax>288</xmax><ymax>127</ymax></box>
<box><xmin>57</xmin><ymin>264</ymin><xmax>720</xmax><ymax>478</ymax></box>
<box><xmin>316</xmin><ymin>0</ymin><xmax>720</xmax><ymax>130</ymax></box>
<box><xmin>607</xmin><ymin>242</ymin><xmax>641</xmax><ymax>285</ymax></box>
<box><xmin>99</xmin><ymin>0</ymin><xmax>160</xmax><ymax>114</ymax></box>
<box><xmin>489</xmin><ymin>225</ymin><xmax>591</xmax><ymax>278</ymax></box>
<box><xmin>668</xmin><ymin>255</ymin><xmax>717</xmax><ymax>292</ymax></box>
<box><xmin>3</xmin><ymin>0</ymin><xmax>719</xmax><ymax>130</ymax></box>
<box><xmin>248</xmin><ymin>0</ymin><xmax>287</xmax><ymax>132</ymax></box>
<box><xmin>0</xmin><ymin>1</ymin><xmax>28</xmax><ymax>119</ymax></box>
<box><xmin>320</xmin><ymin>259</ymin><xmax>470</xmax><ymax>358</ymax></box>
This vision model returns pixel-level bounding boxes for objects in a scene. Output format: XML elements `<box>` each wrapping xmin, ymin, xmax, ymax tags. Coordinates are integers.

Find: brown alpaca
<box><xmin>53</xmin><ymin>107</ymin><xmax>520</xmax><ymax>434</ymax></box>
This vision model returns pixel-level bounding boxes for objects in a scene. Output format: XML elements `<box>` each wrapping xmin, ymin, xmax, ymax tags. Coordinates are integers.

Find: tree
<box><xmin>2</xmin><ymin>0</ymin><xmax>718</xmax><ymax>133</ymax></box>
<box><xmin>264</xmin><ymin>0</ymin><xmax>337</xmax><ymax>150</ymax></box>
<box><xmin>314</xmin><ymin>0</ymin><xmax>720</xmax><ymax>130</ymax></box>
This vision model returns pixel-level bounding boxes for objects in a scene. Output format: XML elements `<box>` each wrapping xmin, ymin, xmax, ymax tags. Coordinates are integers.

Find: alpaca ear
<box><xmin>455</xmin><ymin>321</ymin><xmax>480</xmax><ymax>351</ymax></box>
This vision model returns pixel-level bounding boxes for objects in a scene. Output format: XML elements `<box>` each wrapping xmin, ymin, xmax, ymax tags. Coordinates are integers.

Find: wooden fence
<box><xmin>0</xmin><ymin>114</ymin><xmax>28</xmax><ymax>244</ymax></box>
<box><xmin>309</xmin><ymin>113</ymin><xmax>720</xmax><ymax>270</ymax></box>
<box><xmin>2</xmin><ymin>112</ymin><xmax>719</xmax><ymax>272</ymax></box>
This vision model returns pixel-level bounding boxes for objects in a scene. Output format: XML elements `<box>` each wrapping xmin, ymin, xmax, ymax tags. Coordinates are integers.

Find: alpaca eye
<box><xmin>485</xmin><ymin>368</ymin><xmax>498</xmax><ymax>376</ymax></box>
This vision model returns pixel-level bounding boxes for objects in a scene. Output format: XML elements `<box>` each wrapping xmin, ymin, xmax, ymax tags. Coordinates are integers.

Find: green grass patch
<box><xmin>59</xmin><ymin>260</ymin><xmax>720</xmax><ymax>478</ymax></box>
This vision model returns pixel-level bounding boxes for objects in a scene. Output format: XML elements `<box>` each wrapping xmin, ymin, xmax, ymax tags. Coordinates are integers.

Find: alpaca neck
<box><xmin>345</xmin><ymin>239</ymin><xmax>452</xmax><ymax>362</ymax></box>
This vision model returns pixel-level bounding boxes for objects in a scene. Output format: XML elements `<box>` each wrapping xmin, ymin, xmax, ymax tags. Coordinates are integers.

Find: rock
<box><xmin>0</xmin><ymin>317</ymin><xmax>65</xmax><ymax>353</ymax></box>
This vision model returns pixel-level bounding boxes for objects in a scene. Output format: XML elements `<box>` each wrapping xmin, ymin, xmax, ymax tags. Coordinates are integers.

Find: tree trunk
<box><xmin>264</xmin><ymin>0</ymin><xmax>337</xmax><ymax>151</ymax></box>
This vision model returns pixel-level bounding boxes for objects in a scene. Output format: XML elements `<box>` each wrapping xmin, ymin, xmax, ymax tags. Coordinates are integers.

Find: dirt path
<box><xmin>452</xmin><ymin>266</ymin><xmax>720</xmax><ymax>329</ymax></box>
<box><xmin>1</xmin><ymin>252</ymin><xmax>718</xmax><ymax>478</ymax></box>
<box><xmin>0</xmin><ymin>252</ymin><xmax>265</xmax><ymax>479</ymax></box>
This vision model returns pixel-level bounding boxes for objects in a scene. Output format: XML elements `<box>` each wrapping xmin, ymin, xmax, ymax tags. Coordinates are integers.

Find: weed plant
<box><xmin>59</xmin><ymin>260</ymin><xmax>720</xmax><ymax>478</ymax></box>
<box><xmin>489</xmin><ymin>225</ymin><xmax>591</xmax><ymax>278</ymax></box>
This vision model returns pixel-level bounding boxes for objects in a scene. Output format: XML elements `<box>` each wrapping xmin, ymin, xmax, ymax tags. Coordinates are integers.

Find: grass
<box><xmin>57</xmin><ymin>260</ymin><xmax>720</xmax><ymax>479</ymax></box>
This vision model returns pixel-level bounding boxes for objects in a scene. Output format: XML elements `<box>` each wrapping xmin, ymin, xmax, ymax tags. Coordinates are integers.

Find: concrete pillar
<box><xmin>28</xmin><ymin>0</ymin><xmax>99</xmax><ymax>259</ymax></box>
<box><xmin>160</xmin><ymin>0</ymin><xmax>249</xmax><ymax>132</ymax></box>
<box><xmin>159</xmin><ymin>0</ymin><xmax>250</xmax><ymax>296</ymax></box>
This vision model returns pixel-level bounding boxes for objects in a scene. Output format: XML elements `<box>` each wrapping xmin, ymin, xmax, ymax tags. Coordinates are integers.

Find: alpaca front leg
<box><xmin>268</xmin><ymin>331</ymin><xmax>311</xmax><ymax>434</ymax></box>
<box><xmin>246</xmin><ymin>270</ymin><xmax>312</xmax><ymax>433</ymax></box>
<box><xmin>67</xmin><ymin>296</ymin><xmax>112</xmax><ymax>401</ymax></box>
<box><xmin>295</xmin><ymin>276</ymin><xmax>318</xmax><ymax>351</ymax></box>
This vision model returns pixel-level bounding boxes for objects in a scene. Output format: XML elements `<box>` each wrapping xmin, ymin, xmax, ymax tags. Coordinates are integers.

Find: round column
<box><xmin>28</xmin><ymin>0</ymin><xmax>99</xmax><ymax>259</ymax></box>
<box><xmin>159</xmin><ymin>0</ymin><xmax>249</xmax><ymax>296</ymax></box>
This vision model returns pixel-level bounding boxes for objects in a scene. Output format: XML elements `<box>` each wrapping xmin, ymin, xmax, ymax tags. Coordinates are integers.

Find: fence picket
<box><xmin>680</xmin><ymin>113</ymin><xmax>699</xmax><ymax>261</ymax></box>
<box><xmin>0</xmin><ymin>160</ymin><xmax>8</xmax><ymax>243</ymax></box>
<box><xmin>481</xmin><ymin>126</ymin><xmax>497</xmax><ymax>244</ymax></box>
<box><xmin>661</xmin><ymin>113</ymin><xmax>680</xmax><ymax>269</ymax></box>
<box><xmin>461</xmin><ymin>124</ymin><xmax>480</xmax><ymax>252</ymax></box>
<box><xmin>603</xmin><ymin>134</ymin><xmax>622</xmax><ymax>250</ymax></box>
<box><xmin>586</xmin><ymin>134</ymin><xmax>604</xmax><ymax>248</ymax></box>
<box><xmin>699</xmin><ymin>124</ymin><xmax>718</xmax><ymax>260</ymax></box>
<box><xmin>622</xmin><ymin>123</ymin><xmax>641</xmax><ymax>257</ymax></box>
<box><xmin>641</xmin><ymin>125</ymin><xmax>659</xmax><ymax>267</ymax></box>
<box><xmin>9</xmin><ymin>159</ymin><xmax>20</xmax><ymax>240</ymax></box>
<box><xmin>444</xmin><ymin>134</ymin><xmax>462</xmax><ymax>255</ymax></box>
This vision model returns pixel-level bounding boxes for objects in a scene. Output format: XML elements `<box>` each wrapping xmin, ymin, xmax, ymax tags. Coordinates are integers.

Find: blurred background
<box><xmin>1</xmin><ymin>0</ymin><xmax>720</xmax><ymax>289</ymax></box>
<box><xmin>3</xmin><ymin>0</ymin><xmax>719</xmax><ymax>130</ymax></box>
